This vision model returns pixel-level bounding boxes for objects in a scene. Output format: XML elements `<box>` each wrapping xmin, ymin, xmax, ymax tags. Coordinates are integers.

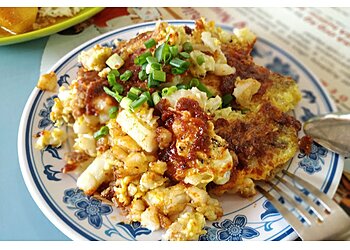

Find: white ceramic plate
<box><xmin>18</xmin><ymin>20</ymin><xmax>344</xmax><ymax>241</ymax></box>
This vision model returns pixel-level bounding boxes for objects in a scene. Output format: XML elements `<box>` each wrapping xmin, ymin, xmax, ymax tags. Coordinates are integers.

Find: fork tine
<box><xmin>258</xmin><ymin>170</ymin><xmax>350</xmax><ymax>240</ymax></box>
<box><xmin>264</xmin><ymin>180</ymin><xmax>315</xmax><ymax>225</ymax></box>
<box><xmin>275</xmin><ymin>175</ymin><xmax>325</xmax><ymax>221</ymax></box>
<box><xmin>256</xmin><ymin>184</ymin><xmax>305</xmax><ymax>230</ymax></box>
<box><xmin>282</xmin><ymin>170</ymin><xmax>334</xmax><ymax>212</ymax></box>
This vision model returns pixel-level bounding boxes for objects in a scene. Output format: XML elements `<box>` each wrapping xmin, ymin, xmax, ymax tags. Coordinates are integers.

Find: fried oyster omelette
<box><xmin>35</xmin><ymin>18</ymin><xmax>303</xmax><ymax>241</ymax></box>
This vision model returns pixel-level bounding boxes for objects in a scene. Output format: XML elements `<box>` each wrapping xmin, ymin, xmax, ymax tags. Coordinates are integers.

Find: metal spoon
<box><xmin>303</xmin><ymin>113</ymin><xmax>350</xmax><ymax>158</ymax></box>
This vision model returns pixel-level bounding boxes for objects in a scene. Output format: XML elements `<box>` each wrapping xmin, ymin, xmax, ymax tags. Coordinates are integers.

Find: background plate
<box><xmin>18</xmin><ymin>20</ymin><xmax>344</xmax><ymax>241</ymax></box>
<box><xmin>0</xmin><ymin>7</ymin><xmax>104</xmax><ymax>46</ymax></box>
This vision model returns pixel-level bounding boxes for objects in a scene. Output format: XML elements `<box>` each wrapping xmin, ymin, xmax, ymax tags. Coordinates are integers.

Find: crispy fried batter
<box><xmin>201</xmin><ymin>42</ymin><xmax>301</xmax><ymax>113</ymax></box>
<box><xmin>72</xmin><ymin>69</ymin><xmax>115</xmax><ymax>118</ymax></box>
<box><xmin>210</xmin><ymin>103</ymin><xmax>301</xmax><ymax>196</ymax></box>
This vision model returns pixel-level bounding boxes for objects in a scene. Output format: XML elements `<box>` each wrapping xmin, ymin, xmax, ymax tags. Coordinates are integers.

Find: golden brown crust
<box><xmin>210</xmin><ymin>103</ymin><xmax>301</xmax><ymax>196</ymax></box>
<box><xmin>72</xmin><ymin>68</ymin><xmax>117</xmax><ymax>118</ymax></box>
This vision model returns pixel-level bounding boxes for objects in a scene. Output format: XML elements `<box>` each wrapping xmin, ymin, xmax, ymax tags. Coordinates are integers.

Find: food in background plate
<box><xmin>35</xmin><ymin>18</ymin><xmax>306</xmax><ymax>240</ymax></box>
<box><xmin>0</xmin><ymin>7</ymin><xmax>84</xmax><ymax>36</ymax></box>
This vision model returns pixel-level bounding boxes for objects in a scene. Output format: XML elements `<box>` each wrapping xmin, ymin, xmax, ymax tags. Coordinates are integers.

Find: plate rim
<box><xmin>18</xmin><ymin>20</ymin><xmax>344</xmax><ymax>241</ymax></box>
<box><xmin>0</xmin><ymin>7</ymin><xmax>104</xmax><ymax>46</ymax></box>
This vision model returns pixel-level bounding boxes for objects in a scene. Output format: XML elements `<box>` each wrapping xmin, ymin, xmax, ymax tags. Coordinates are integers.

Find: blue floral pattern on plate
<box><xmin>63</xmin><ymin>188</ymin><xmax>112</xmax><ymax>229</ymax></box>
<box><xmin>38</xmin><ymin>95</ymin><xmax>57</xmax><ymax>129</ymax></box>
<box><xmin>62</xmin><ymin>188</ymin><xmax>150</xmax><ymax>239</ymax></box>
<box><xmin>200</xmin><ymin>215</ymin><xmax>260</xmax><ymax>241</ymax></box>
<box><xmin>200</xmin><ymin>200</ymin><xmax>284</xmax><ymax>241</ymax></box>
<box><xmin>63</xmin><ymin>188</ymin><xmax>86</xmax><ymax>205</ymax></box>
<box><xmin>260</xmin><ymin>200</ymin><xmax>280</xmax><ymax>220</ymax></box>
<box><xmin>300</xmin><ymin>107</ymin><xmax>316</xmax><ymax>122</ymax></box>
<box><xmin>43</xmin><ymin>164</ymin><xmax>61</xmax><ymax>181</ymax></box>
<box><xmin>298</xmin><ymin>143</ymin><xmax>328</xmax><ymax>174</ymax></box>
<box><xmin>302</xmin><ymin>90</ymin><xmax>316</xmax><ymax>104</ymax></box>
<box><xmin>44</xmin><ymin>145</ymin><xmax>62</xmax><ymax>159</ymax></box>
<box><xmin>266</xmin><ymin>57</ymin><xmax>300</xmax><ymax>82</ymax></box>
<box><xmin>58</xmin><ymin>74</ymin><xmax>70</xmax><ymax>86</ymax></box>
<box><xmin>220</xmin><ymin>216</ymin><xmax>260</xmax><ymax>241</ymax></box>
<box><xmin>40</xmin><ymin>141</ymin><xmax>62</xmax><ymax>182</ymax></box>
<box><xmin>74</xmin><ymin>198</ymin><xmax>112</xmax><ymax>229</ymax></box>
<box><xmin>105</xmin><ymin>221</ymin><xmax>151</xmax><ymax>239</ymax></box>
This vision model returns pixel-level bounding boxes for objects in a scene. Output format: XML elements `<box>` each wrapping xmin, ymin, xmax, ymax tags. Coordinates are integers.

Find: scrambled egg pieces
<box><xmin>36</xmin><ymin>71</ymin><xmax>57</xmax><ymax>92</ymax></box>
<box><xmin>34</xmin><ymin>18</ymin><xmax>302</xmax><ymax>241</ymax></box>
<box><xmin>78</xmin><ymin>44</ymin><xmax>112</xmax><ymax>72</ymax></box>
<box><xmin>164</xmin><ymin>212</ymin><xmax>206</xmax><ymax>241</ymax></box>
<box><xmin>34</xmin><ymin>128</ymin><xmax>66</xmax><ymax>150</ymax></box>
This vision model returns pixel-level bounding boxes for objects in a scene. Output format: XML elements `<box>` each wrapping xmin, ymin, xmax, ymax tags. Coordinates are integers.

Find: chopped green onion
<box><xmin>179</xmin><ymin>51</ymin><xmax>190</xmax><ymax>59</ymax></box>
<box><xmin>183</xmin><ymin>42</ymin><xmax>193</xmax><ymax>52</ymax></box>
<box><xmin>165</xmin><ymin>34</ymin><xmax>170</xmax><ymax>43</ymax></box>
<box><xmin>106</xmin><ymin>54</ymin><xmax>124</xmax><ymax>69</ymax></box>
<box><xmin>152</xmin><ymin>92</ymin><xmax>161</xmax><ymax>105</ymax></box>
<box><xmin>107</xmin><ymin>70</ymin><xmax>124</xmax><ymax>94</ymax></box>
<box><xmin>155</xmin><ymin>43</ymin><xmax>170</xmax><ymax>63</ymax></box>
<box><xmin>129</xmin><ymin>87</ymin><xmax>142</xmax><ymax>96</ymax></box>
<box><xmin>171</xmin><ymin>67</ymin><xmax>186</xmax><ymax>75</ymax></box>
<box><xmin>163</xmin><ymin>52</ymin><xmax>172</xmax><ymax>64</ymax></box>
<box><xmin>190</xmin><ymin>78</ymin><xmax>213</xmax><ymax>98</ymax></box>
<box><xmin>170</xmin><ymin>57</ymin><xmax>189</xmax><ymax>69</ymax></box>
<box><xmin>144</xmin><ymin>38</ymin><xmax>157</xmax><ymax>49</ymax></box>
<box><xmin>127</xmin><ymin>91</ymin><xmax>139</xmax><ymax>101</ymax></box>
<box><xmin>196</xmin><ymin>55</ymin><xmax>205</xmax><ymax>65</ymax></box>
<box><xmin>146</xmin><ymin>56</ymin><xmax>158</xmax><ymax>64</ymax></box>
<box><xmin>148</xmin><ymin>74</ymin><xmax>159</xmax><ymax>88</ymax></box>
<box><xmin>134</xmin><ymin>51</ymin><xmax>152</xmax><ymax>65</ymax></box>
<box><xmin>176</xmin><ymin>84</ymin><xmax>189</xmax><ymax>90</ymax></box>
<box><xmin>130</xmin><ymin>94</ymin><xmax>148</xmax><ymax>111</ymax></box>
<box><xmin>138</xmin><ymin>70</ymin><xmax>147</xmax><ymax>81</ymax></box>
<box><xmin>145</xmin><ymin>63</ymin><xmax>152</xmax><ymax>74</ymax></box>
<box><xmin>182</xmin><ymin>61</ymin><xmax>190</xmax><ymax>70</ymax></box>
<box><xmin>145</xmin><ymin>62</ymin><xmax>161</xmax><ymax>75</ymax></box>
<box><xmin>155</xmin><ymin>43</ymin><xmax>166</xmax><ymax>62</ymax></box>
<box><xmin>168</xmin><ymin>85</ymin><xmax>178</xmax><ymax>94</ymax></box>
<box><xmin>109</xmin><ymin>69</ymin><xmax>120</xmax><ymax>77</ymax></box>
<box><xmin>112</xmin><ymin>85</ymin><xmax>124</xmax><ymax>95</ymax></box>
<box><xmin>141</xmin><ymin>63</ymin><xmax>148</xmax><ymax>70</ymax></box>
<box><xmin>103</xmin><ymin>86</ymin><xmax>115</xmax><ymax>96</ymax></box>
<box><xmin>189</xmin><ymin>78</ymin><xmax>200</xmax><ymax>87</ymax></box>
<box><xmin>94</xmin><ymin>126</ymin><xmax>109</xmax><ymax>140</ymax></box>
<box><xmin>222</xmin><ymin>94</ymin><xmax>233</xmax><ymax>108</ymax></box>
<box><xmin>103</xmin><ymin>86</ymin><xmax>123</xmax><ymax>102</ymax></box>
<box><xmin>150</xmin><ymin>62</ymin><xmax>162</xmax><ymax>70</ymax></box>
<box><xmin>120</xmin><ymin>70</ymin><xmax>133</xmax><ymax>82</ymax></box>
<box><xmin>170</xmin><ymin>45</ymin><xmax>178</xmax><ymax>57</ymax></box>
<box><xmin>108</xmin><ymin>106</ymin><xmax>118</xmax><ymax>119</ymax></box>
<box><xmin>152</xmin><ymin>70</ymin><xmax>166</xmax><ymax>82</ymax></box>
<box><xmin>197</xmin><ymin>84</ymin><xmax>213</xmax><ymax>97</ymax></box>
<box><xmin>115</xmin><ymin>94</ymin><xmax>123</xmax><ymax>103</ymax></box>
<box><xmin>120</xmin><ymin>97</ymin><xmax>133</xmax><ymax>109</ymax></box>
<box><xmin>142</xmin><ymin>91</ymin><xmax>153</xmax><ymax>106</ymax></box>
<box><xmin>107</xmin><ymin>71</ymin><xmax>117</xmax><ymax>84</ymax></box>
<box><xmin>162</xmin><ymin>86</ymin><xmax>177</xmax><ymax>96</ymax></box>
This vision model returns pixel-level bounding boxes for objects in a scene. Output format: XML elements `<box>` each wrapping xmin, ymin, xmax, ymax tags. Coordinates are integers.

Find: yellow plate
<box><xmin>0</xmin><ymin>7</ymin><xmax>104</xmax><ymax>46</ymax></box>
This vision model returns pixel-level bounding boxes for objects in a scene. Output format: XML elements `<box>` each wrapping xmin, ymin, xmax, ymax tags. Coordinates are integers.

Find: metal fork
<box><xmin>256</xmin><ymin>169</ymin><xmax>350</xmax><ymax>240</ymax></box>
